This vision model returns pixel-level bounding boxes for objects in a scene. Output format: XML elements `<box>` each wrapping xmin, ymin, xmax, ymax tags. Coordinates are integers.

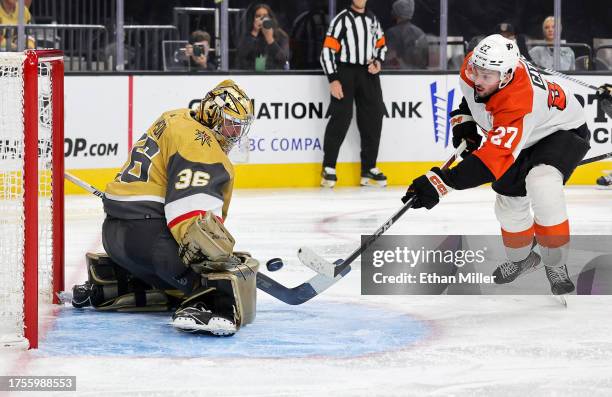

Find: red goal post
<box><xmin>0</xmin><ymin>50</ymin><xmax>65</xmax><ymax>349</ymax></box>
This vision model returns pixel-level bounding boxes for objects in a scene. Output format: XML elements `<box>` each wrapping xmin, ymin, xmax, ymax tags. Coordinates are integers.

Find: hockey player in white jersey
<box><xmin>403</xmin><ymin>34</ymin><xmax>591</xmax><ymax>295</ymax></box>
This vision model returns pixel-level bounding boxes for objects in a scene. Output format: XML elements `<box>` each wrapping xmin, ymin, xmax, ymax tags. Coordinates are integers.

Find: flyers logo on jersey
<box><xmin>547</xmin><ymin>82</ymin><xmax>567</xmax><ymax>111</ymax></box>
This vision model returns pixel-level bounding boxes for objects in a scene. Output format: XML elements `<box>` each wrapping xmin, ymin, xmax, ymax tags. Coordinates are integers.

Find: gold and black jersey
<box><xmin>103</xmin><ymin>109</ymin><xmax>234</xmax><ymax>243</ymax></box>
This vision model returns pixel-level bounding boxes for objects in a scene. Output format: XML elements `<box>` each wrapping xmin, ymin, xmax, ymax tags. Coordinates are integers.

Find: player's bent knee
<box><xmin>526</xmin><ymin>164</ymin><xmax>567</xmax><ymax>226</ymax></box>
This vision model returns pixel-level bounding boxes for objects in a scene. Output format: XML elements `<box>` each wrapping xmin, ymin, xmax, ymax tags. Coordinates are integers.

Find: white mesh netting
<box><xmin>0</xmin><ymin>52</ymin><xmax>56</xmax><ymax>347</ymax></box>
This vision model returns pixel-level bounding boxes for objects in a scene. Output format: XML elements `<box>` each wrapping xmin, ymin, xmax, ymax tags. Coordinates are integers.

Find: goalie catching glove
<box><xmin>402</xmin><ymin>167</ymin><xmax>454</xmax><ymax>209</ymax></box>
<box><xmin>179</xmin><ymin>212</ymin><xmax>235</xmax><ymax>268</ymax></box>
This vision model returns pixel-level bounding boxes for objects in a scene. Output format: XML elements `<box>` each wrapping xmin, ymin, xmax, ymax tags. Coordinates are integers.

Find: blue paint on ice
<box><xmin>38</xmin><ymin>301</ymin><xmax>428</xmax><ymax>358</ymax></box>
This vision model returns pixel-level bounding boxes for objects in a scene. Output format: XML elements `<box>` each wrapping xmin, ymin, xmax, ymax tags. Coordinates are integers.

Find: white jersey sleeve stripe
<box><xmin>164</xmin><ymin>193</ymin><xmax>223</xmax><ymax>225</ymax></box>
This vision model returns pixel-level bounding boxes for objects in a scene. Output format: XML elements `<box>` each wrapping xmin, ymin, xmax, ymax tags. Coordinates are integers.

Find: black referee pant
<box><xmin>323</xmin><ymin>63</ymin><xmax>384</xmax><ymax>172</ymax></box>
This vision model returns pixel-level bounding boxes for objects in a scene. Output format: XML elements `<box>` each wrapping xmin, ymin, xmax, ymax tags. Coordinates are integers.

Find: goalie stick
<box><xmin>63</xmin><ymin>171</ymin><xmax>343</xmax><ymax>305</ymax></box>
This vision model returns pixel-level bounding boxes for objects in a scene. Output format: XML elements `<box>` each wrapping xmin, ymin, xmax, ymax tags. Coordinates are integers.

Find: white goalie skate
<box><xmin>172</xmin><ymin>302</ymin><xmax>237</xmax><ymax>336</ymax></box>
<box><xmin>493</xmin><ymin>250</ymin><xmax>543</xmax><ymax>284</ymax></box>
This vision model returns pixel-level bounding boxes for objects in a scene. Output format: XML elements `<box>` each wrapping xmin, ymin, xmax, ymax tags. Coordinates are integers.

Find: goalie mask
<box><xmin>196</xmin><ymin>79</ymin><xmax>254</xmax><ymax>153</ymax></box>
<box><xmin>467</xmin><ymin>34</ymin><xmax>520</xmax><ymax>89</ymax></box>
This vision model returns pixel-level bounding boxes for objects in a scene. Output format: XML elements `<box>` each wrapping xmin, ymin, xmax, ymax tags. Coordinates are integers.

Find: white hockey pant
<box><xmin>495</xmin><ymin>164</ymin><xmax>569</xmax><ymax>266</ymax></box>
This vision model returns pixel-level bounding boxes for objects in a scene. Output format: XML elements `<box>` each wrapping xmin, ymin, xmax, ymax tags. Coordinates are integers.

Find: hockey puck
<box><xmin>266</xmin><ymin>258</ymin><xmax>284</xmax><ymax>272</ymax></box>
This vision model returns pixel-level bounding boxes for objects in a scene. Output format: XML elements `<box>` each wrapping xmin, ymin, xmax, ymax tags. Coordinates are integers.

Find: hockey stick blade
<box><xmin>256</xmin><ymin>262</ymin><xmax>351</xmax><ymax>305</ymax></box>
<box><xmin>297</xmin><ymin>247</ymin><xmax>336</xmax><ymax>278</ymax></box>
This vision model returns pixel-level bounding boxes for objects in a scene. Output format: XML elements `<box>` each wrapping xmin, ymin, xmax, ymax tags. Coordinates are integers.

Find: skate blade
<box><xmin>320</xmin><ymin>179</ymin><xmax>336</xmax><ymax>188</ymax></box>
<box><xmin>360</xmin><ymin>177</ymin><xmax>387</xmax><ymax>187</ymax></box>
<box><xmin>553</xmin><ymin>295</ymin><xmax>567</xmax><ymax>308</ymax></box>
<box><xmin>172</xmin><ymin>317</ymin><xmax>236</xmax><ymax>336</ymax></box>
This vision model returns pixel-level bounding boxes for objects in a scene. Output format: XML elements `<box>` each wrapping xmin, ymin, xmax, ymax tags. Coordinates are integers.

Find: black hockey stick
<box><xmin>64</xmin><ymin>172</ymin><xmax>337</xmax><ymax>305</ymax></box>
<box><xmin>579</xmin><ymin>150</ymin><xmax>612</xmax><ymax>166</ymax></box>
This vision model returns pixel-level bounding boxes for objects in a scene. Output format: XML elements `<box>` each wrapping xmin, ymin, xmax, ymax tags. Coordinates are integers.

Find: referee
<box><xmin>319</xmin><ymin>0</ymin><xmax>387</xmax><ymax>188</ymax></box>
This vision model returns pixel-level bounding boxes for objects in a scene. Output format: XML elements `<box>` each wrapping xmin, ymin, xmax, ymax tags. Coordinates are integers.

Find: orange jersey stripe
<box><xmin>375</xmin><ymin>36</ymin><xmax>386</xmax><ymax>48</ymax></box>
<box><xmin>534</xmin><ymin>220</ymin><xmax>570</xmax><ymax>248</ymax></box>
<box><xmin>501</xmin><ymin>225</ymin><xmax>535</xmax><ymax>249</ymax></box>
<box><xmin>323</xmin><ymin>36</ymin><xmax>341</xmax><ymax>52</ymax></box>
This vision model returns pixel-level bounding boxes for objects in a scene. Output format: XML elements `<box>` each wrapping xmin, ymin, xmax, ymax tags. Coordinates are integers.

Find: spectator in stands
<box><xmin>495</xmin><ymin>22</ymin><xmax>532</xmax><ymax>62</ymax></box>
<box><xmin>185</xmin><ymin>30</ymin><xmax>217</xmax><ymax>71</ymax></box>
<box><xmin>0</xmin><ymin>0</ymin><xmax>35</xmax><ymax>50</ymax></box>
<box><xmin>529</xmin><ymin>16</ymin><xmax>575</xmax><ymax>71</ymax></box>
<box><xmin>236</xmin><ymin>4</ymin><xmax>290</xmax><ymax>71</ymax></box>
<box><xmin>290</xmin><ymin>0</ymin><xmax>328</xmax><ymax>70</ymax></box>
<box><xmin>384</xmin><ymin>0</ymin><xmax>428</xmax><ymax>70</ymax></box>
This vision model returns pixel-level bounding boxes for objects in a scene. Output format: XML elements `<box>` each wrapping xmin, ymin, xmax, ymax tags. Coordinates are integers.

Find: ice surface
<box><xmin>1</xmin><ymin>187</ymin><xmax>612</xmax><ymax>396</ymax></box>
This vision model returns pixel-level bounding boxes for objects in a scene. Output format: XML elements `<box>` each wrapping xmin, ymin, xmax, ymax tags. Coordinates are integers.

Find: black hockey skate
<box><xmin>360</xmin><ymin>167</ymin><xmax>387</xmax><ymax>187</ymax></box>
<box><xmin>172</xmin><ymin>302</ymin><xmax>236</xmax><ymax>336</ymax></box>
<box><xmin>545</xmin><ymin>264</ymin><xmax>575</xmax><ymax>295</ymax></box>
<box><xmin>596</xmin><ymin>173</ymin><xmax>612</xmax><ymax>189</ymax></box>
<box><xmin>71</xmin><ymin>281</ymin><xmax>104</xmax><ymax>308</ymax></box>
<box><xmin>321</xmin><ymin>167</ymin><xmax>337</xmax><ymax>188</ymax></box>
<box><xmin>493</xmin><ymin>251</ymin><xmax>542</xmax><ymax>284</ymax></box>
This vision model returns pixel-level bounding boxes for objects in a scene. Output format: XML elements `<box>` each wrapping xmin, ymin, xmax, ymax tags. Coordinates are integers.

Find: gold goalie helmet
<box><xmin>196</xmin><ymin>79</ymin><xmax>254</xmax><ymax>153</ymax></box>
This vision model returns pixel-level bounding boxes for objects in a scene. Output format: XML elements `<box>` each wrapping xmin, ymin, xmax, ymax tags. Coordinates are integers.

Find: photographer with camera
<box><xmin>236</xmin><ymin>4</ymin><xmax>290</xmax><ymax>71</ymax></box>
<box><xmin>184</xmin><ymin>30</ymin><xmax>217</xmax><ymax>71</ymax></box>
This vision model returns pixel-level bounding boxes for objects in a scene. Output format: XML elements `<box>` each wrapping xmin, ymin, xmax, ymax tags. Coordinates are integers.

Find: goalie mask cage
<box><xmin>0</xmin><ymin>50</ymin><xmax>64</xmax><ymax>349</ymax></box>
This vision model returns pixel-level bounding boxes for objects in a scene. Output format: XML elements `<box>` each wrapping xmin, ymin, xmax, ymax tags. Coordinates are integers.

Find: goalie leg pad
<box><xmin>189</xmin><ymin>252</ymin><xmax>259</xmax><ymax>328</ymax></box>
<box><xmin>77</xmin><ymin>252</ymin><xmax>177</xmax><ymax>312</ymax></box>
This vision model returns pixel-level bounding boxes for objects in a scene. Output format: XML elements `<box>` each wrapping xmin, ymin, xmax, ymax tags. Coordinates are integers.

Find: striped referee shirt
<box><xmin>320</xmin><ymin>8</ymin><xmax>387</xmax><ymax>82</ymax></box>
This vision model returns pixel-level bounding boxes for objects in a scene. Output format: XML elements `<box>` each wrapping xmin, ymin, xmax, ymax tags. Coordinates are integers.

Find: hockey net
<box><xmin>0</xmin><ymin>50</ymin><xmax>64</xmax><ymax>349</ymax></box>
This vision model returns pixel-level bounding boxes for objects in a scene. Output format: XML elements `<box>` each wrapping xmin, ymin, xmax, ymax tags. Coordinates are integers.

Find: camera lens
<box><xmin>262</xmin><ymin>18</ymin><xmax>273</xmax><ymax>29</ymax></box>
<box><xmin>193</xmin><ymin>46</ymin><xmax>203</xmax><ymax>57</ymax></box>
